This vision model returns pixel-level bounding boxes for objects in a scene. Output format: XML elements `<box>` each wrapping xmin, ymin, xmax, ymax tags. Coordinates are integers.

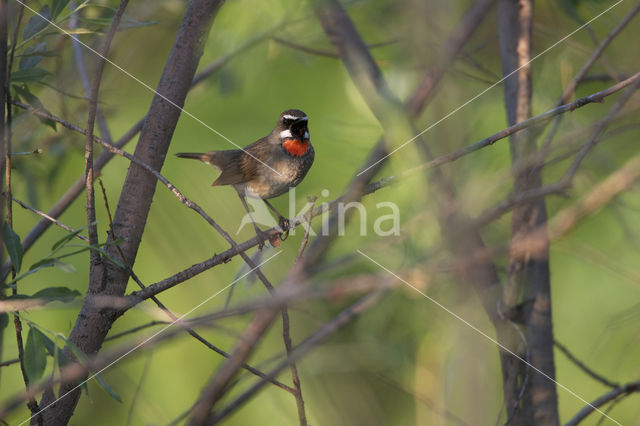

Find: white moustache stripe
<box><xmin>283</xmin><ymin>115</ymin><xmax>308</xmax><ymax>121</ymax></box>
<box><xmin>280</xmin><ymin>130</ymin><xmax>310</xmax><ymax>139</ymax></box>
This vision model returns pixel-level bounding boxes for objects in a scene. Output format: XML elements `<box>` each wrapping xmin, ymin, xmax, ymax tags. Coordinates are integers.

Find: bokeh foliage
<box><xmin>1</xmin><ymin>0</ymin><xmax>639</xmax><ymax>424</ymax></box>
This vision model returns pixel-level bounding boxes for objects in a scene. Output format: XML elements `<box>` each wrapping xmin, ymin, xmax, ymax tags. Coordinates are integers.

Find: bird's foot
<box><xmin>277</xmin><ymin>216</ymin><xmax>290</xmax><ymax>241</ymax></box>
<box><xmin>253</xmin><ymin>226</ymin><xmax>269</xmax><ymax>250</ymax></box>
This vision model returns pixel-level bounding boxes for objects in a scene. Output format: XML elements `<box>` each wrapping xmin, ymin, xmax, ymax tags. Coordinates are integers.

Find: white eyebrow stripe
<box><xmin>283</xmin><ymin>115</ymin><xmax>308</xmax><ymax>121</ymax></box>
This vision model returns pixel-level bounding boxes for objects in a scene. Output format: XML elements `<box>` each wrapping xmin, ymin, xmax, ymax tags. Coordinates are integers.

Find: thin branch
<box><xmin>564</xmin><ymin>379</ymin><xmax>640</xmax><ymax>426</ymax></box>
<box><xmin>12</xmin><ymin>19</ymin><xmax>282</xmax><ymax>264</ymax></box>
<box><xmin>539</xmin><ymin>2</ymin><xmax>640</xmax><ymax>154</ymax></box>
<box><xmin>5</xmin><ymin>2</ymin><xmax>40</xmax><ymax>421</ymax></box>
<box><xmin>0</xmin><ymin>358</ymin><xmax>18</xmax><ymax>367</ymax></box>
<box><xmin>407</xmin><ymin>0</ymin><xmax>497</xmax><ymax>116</ymax></box>
<box><xmin>401</xmin><ymin>71</ymin><xmax>640</xmax><ymax>185</ymax></box>
<box><xmin>185</xmin><ymin>121</ymin><xmax>390</xmax><ymax>426</ymax></box>
<box><xmin>562</xmin><ymin>76</ymin><xmax>640</xmax><ymax>182</ymax></box>
<box><xmin>209</xmin><ymin>289</ymin><xmax>388</xmax><ymax>423</ymax></box>
<box><xmin>83</xmin><ymin>0</ymin><xmax>129</xmax><ymax>266</ymax></box>
<box><xmin>271</xmin><ymin>36</ymin><xmax>398</xmax><ymax>58</ymax></box>
<box><xmin>70</xmin><ymin>2</ymin><xmax>113</xmax><ymax>143</ymax></box>
<box><xmin>295</xmin><ymin>197</ymin><xmax>316</xmax><ymax>262</ymax></box>
<box><xmin>554</xmin><ymin>340</ymin><xmax>619</xmax><ymax>389</ymax></box>
<box><xmin>11</xmin><ymin>197</ymin><xmax>89</xmax><ymax>242</ymax></box>
<box><xmin>96</xmin><ymin>180</ymin><xmax>296</xmax><ymax>395</ymax></box>
<box><xmin>10</xmin><ymin>71</ymin><xmax>640</xmax><ymax>284</ymax></box>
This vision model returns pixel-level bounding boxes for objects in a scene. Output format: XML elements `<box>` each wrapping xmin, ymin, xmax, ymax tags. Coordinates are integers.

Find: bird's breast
<box><xmin>282</xmin><ymin>138</ymin><xmax>311</xmax><ymax>157</ymax></box>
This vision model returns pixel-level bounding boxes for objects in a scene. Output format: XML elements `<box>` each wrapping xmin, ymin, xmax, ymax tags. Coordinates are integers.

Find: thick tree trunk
<box><xmin>498</xmin><ymin>0</ymin><xmax>559</xmax><ymax>424</ymax></box>
<box><xmin>34</xmin><ymin>1</ymin><xmax>224</xmax><ymax>424</ymax></box>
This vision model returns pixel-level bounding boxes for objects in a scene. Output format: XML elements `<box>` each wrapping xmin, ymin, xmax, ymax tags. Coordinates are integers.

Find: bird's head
<box><xmin>276</xmin><ymin>109</ymin><xmax>309</xmax><ymax>141</ymax></box>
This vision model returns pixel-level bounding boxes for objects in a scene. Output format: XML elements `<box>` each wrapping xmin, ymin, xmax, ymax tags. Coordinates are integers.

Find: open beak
<box><xmin>291</xmin><ymin>118</ymin><xmax>308</xmax><ymax>139</ymax></box>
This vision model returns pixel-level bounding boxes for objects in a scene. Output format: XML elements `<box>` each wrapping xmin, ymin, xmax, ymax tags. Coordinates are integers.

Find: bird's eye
<box><xmin>283</xmin><ymin>118</ymin><xmax>292</xmax><ymax>126</ymax></box>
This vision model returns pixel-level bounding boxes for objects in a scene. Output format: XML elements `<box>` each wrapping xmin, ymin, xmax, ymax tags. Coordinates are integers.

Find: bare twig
<box><xmin>0</xmin><ymin>358</ymin><xmax>18</xmax><ymax>368</ymax></box>
<box><xmin>5</xmin><ymin>2</ymin><xmax>41</xmax><ymax>421</ymax></box>
<box><xmin>539</xmin><ymin>2</ymin><xmax>640</xmax><ymax>154</ymax></box>
<box><xmin>10</xmin><ymin>71</ymin><xmax>639</xmax><ymax>282</ymax></box>
<box><xmin>295</xmin><ymin>197</ymin><xmax>316</xmax><ymax>262</ymax></box>
<box><xmin>554</xmin><ymin>340</ymin><xmax>619</xmax><ymax>389</ymax></box>
<box><xmin>185</xmin><ymin>118</ymin><xmax>390</xmax><ymax>426</ymax></box>
<box><xmin>96</xmin><ymin>178</ymin><xmax>296</xmax><ymax>395</ymax></box>
<box><xmin>70</xmin><ymin>2</ymin><xmax>113</xmax><ymax>143</ymax></box>
<box><xmin>563</xmin><ymin>76</ymin><xmax>640</xmax><ymax>182</ymax></box>
<box><xmin>209</xmin><ymin>289</ymin><xmax>388</xmax><ymax>423</ymax></box>
<box><xmin>11</xmin><ymin>197</ymin><xmax>89</xmax><ymax>242</ymax></box>
<box><xmin>407</xmin><ymin>0</ymin><xmax>497</xmax><ymax>116</ymax></box>
<box><xmin>564</xmin><ymin>379</ymin><xmax>640</xmax><ymax>426</ymax></box>
<box><xmin>83</xmin><ymin>0</ymin><xmax>129</xmax><ymax>269</ymax></box>
<box><xmin>12</xmin><ymin>19</ymin><xmax>282</xmax><ymax>264</ymax></box>
<box><xmin>272</xmin><ymin>36</ymin><xmax>398</xmax><ymax>58</ymax></box>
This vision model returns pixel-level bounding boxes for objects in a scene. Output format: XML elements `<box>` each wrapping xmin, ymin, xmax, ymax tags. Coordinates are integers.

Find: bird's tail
<box><xmin>175</xmin><ymin>152</ymin><xmax>212</xmax><ymax>162</ymax></box>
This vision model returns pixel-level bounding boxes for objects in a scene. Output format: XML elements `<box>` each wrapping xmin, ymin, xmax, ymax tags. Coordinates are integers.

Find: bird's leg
<box><xmin>235</xmin><ymin>189</ymin><xmax>268</xmax><ymax>249</ymax></box>
<box><xmin>263</xmin><ymin>199</ymin><xmax>290</xmax><ymax>240</ymax></box>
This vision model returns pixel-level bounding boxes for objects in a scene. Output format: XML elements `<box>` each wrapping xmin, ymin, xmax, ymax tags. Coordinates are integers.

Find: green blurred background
<box><xmin>2</xmin><ymin>0</ymin><xmax>639</xmax><ymax>424</ymax></box>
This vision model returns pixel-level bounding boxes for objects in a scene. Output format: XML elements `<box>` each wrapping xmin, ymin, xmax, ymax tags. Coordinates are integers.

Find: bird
<box><xmin>176</xmin><ymin>109</ymin><xmax>314</xmax><ymax>247</ymax></box>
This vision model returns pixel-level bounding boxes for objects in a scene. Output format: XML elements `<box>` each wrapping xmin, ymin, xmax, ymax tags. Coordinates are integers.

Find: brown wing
<box><xmin>206</xmin><ymin>149</ymin><xmax>243</xmax><ymax>186</ymax></box>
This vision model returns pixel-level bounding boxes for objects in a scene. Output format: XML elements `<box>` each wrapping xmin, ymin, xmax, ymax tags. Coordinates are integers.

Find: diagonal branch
<box><xmin>554</xmin><ymin>340</ymin><xmax>619</xmax><ymax>389</ymax></box>
<box><xmin>12</xmin><ymin>19</ymin><xmax>283</xmax><ymax>266</ymax></box>
<box><xmin>407</xmin><ymin>0</ymin><xmax>497</xmax><ymax>116</ymax></box>
<box><xmin>564</xmin><ymin>379</ymin><xmax>640</xmax><ymax>426</ymax></box>
<box><xmin>210</xmin><ymin>289</ymin><xmax>388</xmax><ymax>423</ymax></box>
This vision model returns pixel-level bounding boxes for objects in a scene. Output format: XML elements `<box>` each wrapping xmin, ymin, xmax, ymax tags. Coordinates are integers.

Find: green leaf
<box><xmin>12</xmin><ymin>84</ymin><xmax>57</xmax><ymax>130</ymax></box>
<box><xmin>51</xmin><ymin>0</ymin><xmax>71</xmax><ymax>18</ymax></box>
<box><xmin>28</xmin><ymin>258</ymin><xmax>55</xmax><ymax>271</ymax></box>
<box><xmin>3</xmin><ymin>222</ymin><xmax>23</xmax><ymax>273</ymax></box>
<box><xmin>18</xmin><ymin>42</ymin><xmax>49</xmax><ymax>70</ymax></box>
<box><xmin>94</xmin><ymin>373</ymin><xmax>122</xmax><ymax>403</ymax></box>
<box><xmin>51</xmin><ymin>227</ymin><xmax>86</xmax><ymax>251</ymax></box>
<box><xmin>7</xmin><ymin>260</ymin><xmax>53</xmax><ymax>285</ymax></box>
<box><xmin>11</xmin><ymin>67</ymin><xmax>50</xmax><ymax>83</ymax></box>
<box><xmin>63</xmin><ymin>337</ymin><xmax>121</xmax><ymax>403</ymax></box>
<box><xmin>0</xmin><ymin>313</ymin><xmax>8</xmax><ymax>331</ymax></box>
<box><xmin>24</xmin><ymin>326</ymin><xmax>48</xmax><ymax>382</ymax></box>
<box><xmin>32</xmin><ymin>327</ymin><xmax>57</xmax><ymax>357</ymax></box>
<box><xmin>31</xmin><ymin>286</ymin><xmax>80</xmax><ymax>302</ymax></box>
<box><xmin>22</xmin><ymin>6</ymin><xmax>51</xmax><ymax>42</ymax></box>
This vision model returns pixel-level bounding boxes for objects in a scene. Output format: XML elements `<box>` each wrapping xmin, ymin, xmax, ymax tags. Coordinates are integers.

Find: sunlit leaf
<box><xmin>54</xmin><ymin>260</ymin><xmax>76</xmax><ymax>273</ymax></box>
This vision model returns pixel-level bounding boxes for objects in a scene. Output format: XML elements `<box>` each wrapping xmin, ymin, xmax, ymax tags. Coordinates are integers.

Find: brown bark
<box><xmin>33</xmin><ymin>1</ymin><xmax>224</xmax><ymax>424</ymax></box>
<box><xmin>498</xmin><ymin>0</ymin><xmax>559</xmax><ymax>424</ymax></box>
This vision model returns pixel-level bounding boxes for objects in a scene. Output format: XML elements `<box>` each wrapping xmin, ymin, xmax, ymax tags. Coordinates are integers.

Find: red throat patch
<box><xmin>282</xmin><ymin>138</ymin><xmax>310</xmax><ymax>157</ymax></box>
